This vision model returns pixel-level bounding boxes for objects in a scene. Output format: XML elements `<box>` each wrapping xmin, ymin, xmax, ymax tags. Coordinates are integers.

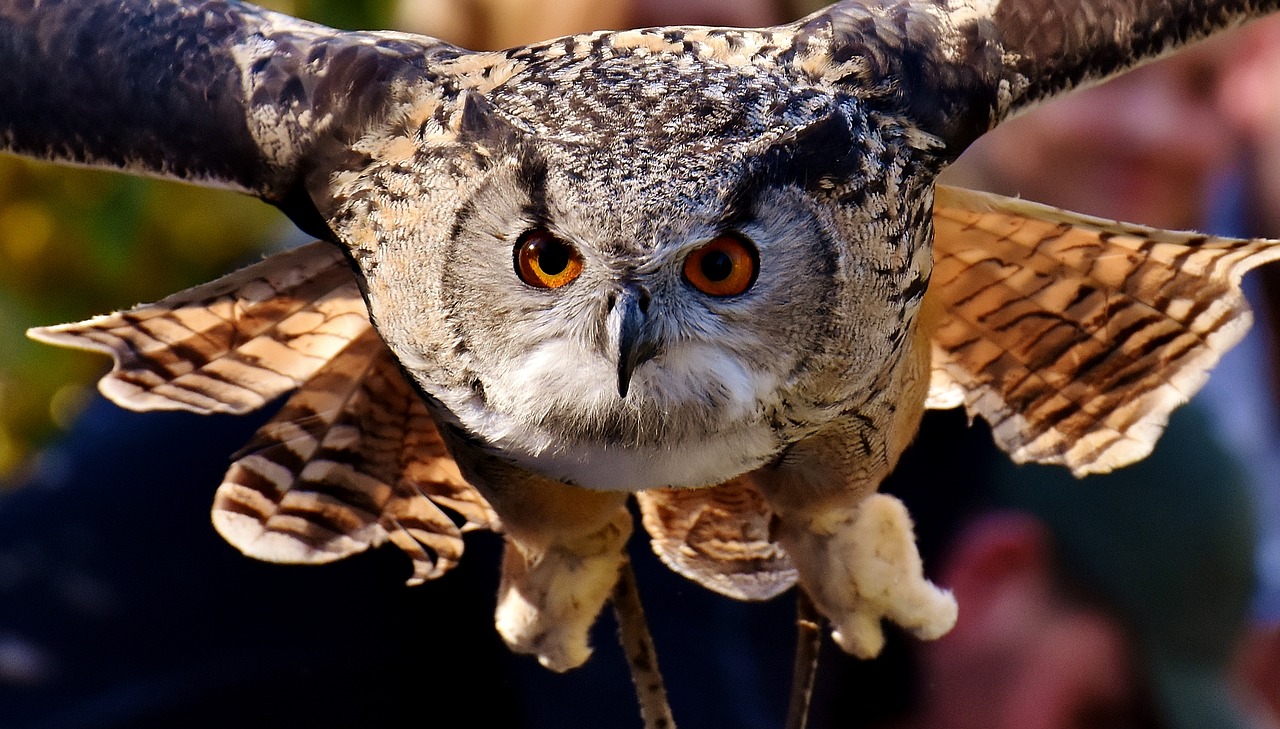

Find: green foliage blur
<box><xmin>0</xmin><ymin>0</ymin><xmax>396</xmax><ymax>479</ymax></box>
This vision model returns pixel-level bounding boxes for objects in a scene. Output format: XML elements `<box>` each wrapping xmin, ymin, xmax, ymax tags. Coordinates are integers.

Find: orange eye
<box><xmin>682</xmin><ymin>234</ymin><xmax>758</xmax><ymax>297</ymax></box>
<box><xmin>515</xmin><ymin>229</ymin><xmax>583</xmax><ymax>289</ymax></box>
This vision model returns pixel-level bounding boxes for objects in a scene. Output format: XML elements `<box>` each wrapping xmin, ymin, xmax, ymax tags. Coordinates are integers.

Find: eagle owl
<box><xmin>4</xmin><ymin>0</ymin><xmax>1280</xmax><ymax>672</ymax></box>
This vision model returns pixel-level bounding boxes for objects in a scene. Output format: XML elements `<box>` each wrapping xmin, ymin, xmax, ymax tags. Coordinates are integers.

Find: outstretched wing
<box><xmin>214</xmin><ymin>326</ymin><xmax>497</xmax><ymax>585</ymax></box>
<box><xmin>927</xmin><ymin>185</ymin><xmax>1280</xmax><ymax>476</ymax></box>
<box><xmin>791</xmin><ymin>0</ymin><xmax>1280</xmax><ymax>154</ymax></box>
<box><xmin>0</xmin><ymin>0</ymin><xmax>465</xmax><ymax>231</ymax></box>
<box><xmin>30</xmin><ymin>240</ymin><xmax>497</xmax><ymax>582</ymax></box>
<box><xmin>28</xmin><ymin>242</ymin><xmax>367</xmax><ymax>415</ymax></box>
<box><xmin>636</xmin><ymin>479</ymin><xmax>796</xmax><ymax>601</ymax></box>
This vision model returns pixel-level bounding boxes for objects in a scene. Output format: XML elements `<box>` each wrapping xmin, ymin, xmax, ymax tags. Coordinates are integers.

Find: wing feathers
<box><xmin>929</xmin><ymin>185</ymin><xmax>1280</xmax><ymax>475</ymax></box>
<box><xmin>803</xmin><ymin>0</ymin><xmax>1280</xmax><ymax>153</ymax></box>
<box><xmin>0</xmin><ymin>0</ymin><xmax>459</xmax><ymax>202</ymax></box>
<box><xmin>31</xmin><ymin>239</ymin><xmax>497</xmax><ymax>583</ymax></box>
<box><xmin>213</xmin><ymin>327</ymin><xmax>497</xmax><ymax>585</ymax></box>
<box><xmin>29</xmin><ymin>242</ymin><xmax>368</xmax><ymax>415</ymax></box>
<box><xmin>636</xmin><ymin>479</ymin><xmax>796</xmax><ymax>601</ymax></box>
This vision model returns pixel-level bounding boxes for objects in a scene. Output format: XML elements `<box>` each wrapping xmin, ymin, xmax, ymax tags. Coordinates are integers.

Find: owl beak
<box><xmin>613</xmin><ymin>286</ymin><xmax>659</xmax><ymax>398</ymax></box>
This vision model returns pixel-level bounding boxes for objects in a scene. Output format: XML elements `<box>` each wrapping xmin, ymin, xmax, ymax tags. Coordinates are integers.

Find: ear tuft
<box><xmin>455</xmin><ymin>89</ymin><xmax>523</xmax><ymax>149</ymax></box>
<box><xmin>757</xmin><ymin>106</ymin><xmax>860</xmax><ymax>191</ymax></box>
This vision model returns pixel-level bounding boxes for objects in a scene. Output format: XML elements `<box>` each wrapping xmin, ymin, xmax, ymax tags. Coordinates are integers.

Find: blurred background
<box><xmin>2</xmin><ymin>1</ymin><xmax>1280</xmax><ymax>728</ymax></box>
<box><xmin>0</xmin><ymin>2</ymin><xmax>350</xmax><ymax>480</ymax></box>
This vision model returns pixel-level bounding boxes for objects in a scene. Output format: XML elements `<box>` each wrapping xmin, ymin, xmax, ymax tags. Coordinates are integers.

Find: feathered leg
<box><xmin>755</xmin><ymin>302</ymin><xmax>956</xmax><ymax>658</ymax></box>
<box><xmin>460</xmin><ymin>457</ymin><xmax>632</xmax><ymax>672</ymax></box>
<box><xmin>766</xmin><ymin>488</ymin><xmax>956</xmax><ymax>657</ymax></box>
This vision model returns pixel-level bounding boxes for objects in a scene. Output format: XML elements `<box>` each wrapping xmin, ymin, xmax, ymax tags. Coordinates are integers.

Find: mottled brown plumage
<box><xmin>929</xmin><ymin>187</ymin><xmax>1280</xmax><ymax>475</ymax></box>
<box><xmin>638</xmin><ymin>479</ymin><xmax>797</xmax><ymax>601</ymax></box>
<box><xmin>7</xmin><ymin>0</ymin><xmax>1280</xmax><ymax>671</ymax></box>
<box><xmin>29</xmin><ymin>242</ymin><xmax>497</xmax><ymax>583</ymax></box>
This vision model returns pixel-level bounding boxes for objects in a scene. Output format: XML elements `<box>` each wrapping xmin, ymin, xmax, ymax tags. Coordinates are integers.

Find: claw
<box><xmin>780</xmin><ymin>493</ymin><xmax>957</xmax><ymax>658</ymax></box>
<box><xmin>494</xmin><ymin>510</ymin><xmax>633</xmax><ymax>671</ymax></box>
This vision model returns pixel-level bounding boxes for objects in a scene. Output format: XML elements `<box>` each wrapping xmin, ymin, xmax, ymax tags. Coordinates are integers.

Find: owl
<box><xmin>4</xmin><ymin>0</ymin><xmax>1280</xmax><ymax>676</ymax></box>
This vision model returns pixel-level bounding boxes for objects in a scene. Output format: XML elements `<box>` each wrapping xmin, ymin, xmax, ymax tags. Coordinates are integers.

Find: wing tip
<box><xmin>28</xmin><ymin>322</ymin><xmax>236</xmax><ymax>414</ymax></box>
<box><xmin>27</xmin><ymin>321</ymin><xmax>114</xmax><ymax>352</ymax></box>
<box><xmin>211</xmin><ymin>507</ymin><xmax>373</xmax><ymax>565</ymax></box>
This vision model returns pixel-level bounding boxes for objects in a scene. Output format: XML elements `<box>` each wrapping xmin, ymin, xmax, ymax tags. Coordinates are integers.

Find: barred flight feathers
<box><xmin>636</xmin><ymin>480</ymin><xmax>797</xmax><ymax>601</ymax></box>
<box><xmin>28</xmin><ymin>242</ymin><xmax>368</xmax><ymax>416</ymax></box>
<box><xmin>28</xmin><ymin>240</ymin><xmax>498</xmax><ymax>584</ymax></box>
<box><xmin>927</xmin><ymin>185</ymin><xmax>1280</xmax><ymax>476</ymax></box>
<box><xmin>213</xmin><ymin>327</ymin><xmax>497</xmax><ymax>585</ymax></box>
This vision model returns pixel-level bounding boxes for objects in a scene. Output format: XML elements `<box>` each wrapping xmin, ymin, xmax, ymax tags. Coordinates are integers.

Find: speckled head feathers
<box><xmin>309</xmin><ymin>21</ymin><xmax>962</xmax><ymax>493</ymax></box>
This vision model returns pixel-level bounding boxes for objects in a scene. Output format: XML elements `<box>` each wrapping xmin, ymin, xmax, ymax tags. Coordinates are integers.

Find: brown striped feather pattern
<box><xmin>636</xmin><ymin>479</ymin><xmax>796</xmax><ymax>601</ymax></box>
<box><xmin>928</xmin><ymin>185</ymin><xmax>1280</xmax><ymax>476</ymax></box>
<box><xmin>213</xmin><ymin>327</ymin><xmax>497</xmax><ymax>584</ymax></box>
<box><xmin>28</xmin><ymin>242</ymin><xmax>368</xmax><ymax>415</ymax></box>
<box><xmin>29</xmin><ymin>241</ymin><xmax>498</xmax><ymax>584</ymax></box>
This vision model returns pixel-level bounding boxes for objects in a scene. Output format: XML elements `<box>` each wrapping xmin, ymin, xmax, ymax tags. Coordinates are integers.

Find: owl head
<box><xmin>324</xmin><ymin>42</ymin><xmax>941</xmax><ymax>491</ymax></box>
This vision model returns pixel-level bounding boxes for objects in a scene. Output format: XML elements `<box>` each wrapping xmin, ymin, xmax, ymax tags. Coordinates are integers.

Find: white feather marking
<box><xmin>429</xmin><ymin>338</ymin><xmax>784</xmax><ymax>491</ymax></box>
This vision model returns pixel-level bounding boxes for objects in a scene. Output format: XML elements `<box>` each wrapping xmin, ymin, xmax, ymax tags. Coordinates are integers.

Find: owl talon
<box><xmin>494</xmin><ymin>512</ymin><xmax>632</xmax><ymax>672</ymax></box>
<box><xmin>782</xmin><ymin>492</ymin><xmax>957</xmax><ymax>659</ymax></box>
<box><xmin>495</xmin><ymin>581</ymin><xmax>594</xmax><ymax>672</ymax></box>
<box><xmin>830</xmin><ymin>611</ymin><xmax>886</xmax><ymax>659</ymax></box>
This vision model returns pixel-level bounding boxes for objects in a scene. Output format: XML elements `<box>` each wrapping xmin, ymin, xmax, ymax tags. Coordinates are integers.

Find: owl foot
<box><xmin>780</xmin><ymin>492</ymin><xmax>957</xmax><ymax>659</ymax></box>
<box><xmin>494</xmin><ymin>509</ymin><xmax>633</xmax><ymax>672</ymax></box>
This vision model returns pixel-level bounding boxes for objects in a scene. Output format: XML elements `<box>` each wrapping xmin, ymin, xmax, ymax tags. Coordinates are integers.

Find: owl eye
<box><xmin>515</xmin><ymin>229</ymin><xmax>584</xmax><ymax>289</ymax></box>
<box><xmin>682</xmin><ymin>234</ymin><xmax>758</xmax><ymax>297</ymax></box>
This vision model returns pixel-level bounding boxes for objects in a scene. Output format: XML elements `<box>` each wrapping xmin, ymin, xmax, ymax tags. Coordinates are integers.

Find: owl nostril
<box><xmin>606</xmin><ymin>287</ymin><xmax>650</xmax><ymax>314</ymax></box>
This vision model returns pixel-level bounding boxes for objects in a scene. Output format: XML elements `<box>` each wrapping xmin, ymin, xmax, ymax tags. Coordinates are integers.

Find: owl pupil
<box><xmin>515</xmin><ymin>230</ymin><xmax>583</xmax><ymax>289</ymax></box>
<box><xmin>700</xmin><ymin>251</ymin><xmax>734</xmax><ymax>281</ymax></box>
<box><xmin>538</xmin><ymin>243</ymin><xmax>570</xmax><ymax>275</ymax></box>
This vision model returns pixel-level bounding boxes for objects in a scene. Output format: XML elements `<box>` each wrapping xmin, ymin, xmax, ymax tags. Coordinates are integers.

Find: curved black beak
<box><xmin>613</xmin><ymin>286</ymin><xmax>659</xmax><ymax>398</ymax></box>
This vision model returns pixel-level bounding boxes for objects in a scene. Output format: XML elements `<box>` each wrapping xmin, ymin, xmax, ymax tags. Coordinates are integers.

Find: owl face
<box><xmin>334</xmin><ymin>55</ymin><xmax>938</xmax><ymax>491</ymax></box>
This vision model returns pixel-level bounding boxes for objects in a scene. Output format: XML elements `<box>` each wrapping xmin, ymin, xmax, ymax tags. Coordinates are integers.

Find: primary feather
<box><xmin>928</xmin><ymin>185</ymin><xmax>1280</xmax><ymax>475</ymax></box>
